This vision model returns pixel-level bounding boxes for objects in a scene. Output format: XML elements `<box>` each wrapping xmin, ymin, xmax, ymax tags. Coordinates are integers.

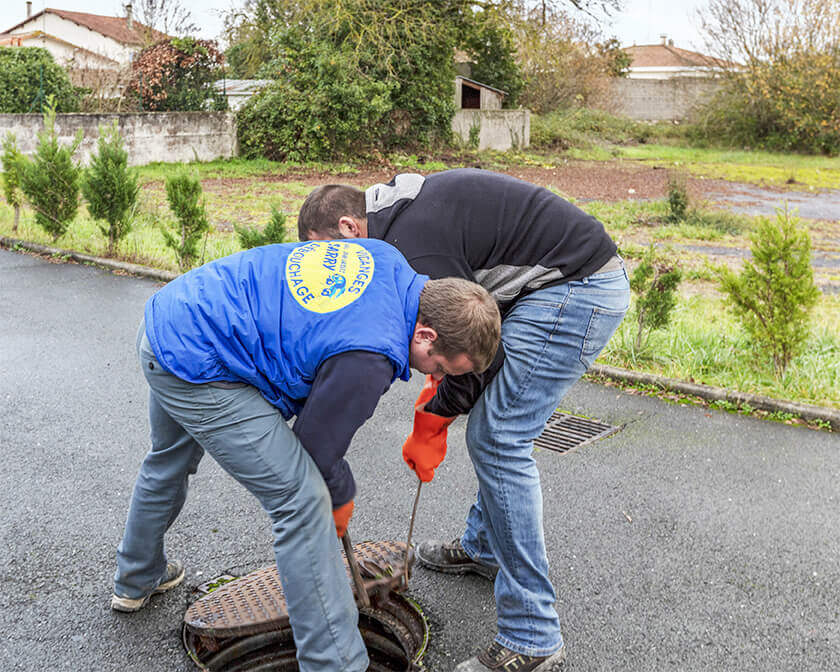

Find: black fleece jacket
<box><xmin>365</xmin><ymin>168</ymin><xmax>617</xmax><ymax>417</ymax></box>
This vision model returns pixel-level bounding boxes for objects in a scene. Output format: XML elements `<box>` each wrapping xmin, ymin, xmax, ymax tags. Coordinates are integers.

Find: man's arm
<box><xmin>423</xmin><ymin>344</ymin><xmax>505</xmax><ymax>417</ymax></box>
<box><xmin>293</xmin><ymin>351</ymin><xmax>395</xmax><ymax>507</ymax></box>
<box><xmin>401</xmin><ymin>252</ymin><xmax>505</xmax><ymax>418</ymax></box>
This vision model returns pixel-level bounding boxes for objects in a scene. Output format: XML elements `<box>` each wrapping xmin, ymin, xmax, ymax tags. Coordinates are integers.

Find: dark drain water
<box><xmin>182</xmin><ymin>541</ymin><xmax>427</xmax><ymax>671</ymax></box>
<box><xmin>534</xmin><ymin>411</ymin><xmax>619</xmax><ymax>453</ymax></box>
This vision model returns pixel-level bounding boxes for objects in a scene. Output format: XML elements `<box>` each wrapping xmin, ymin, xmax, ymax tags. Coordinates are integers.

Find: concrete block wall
<box><xmin>609</xmin><ymin>77</ymin><xmax>724</xmax><ymax>121</ymax></box>
<box><xmin>0</xmin><ymin>112</ymin><xmax>238</xmax><ymax>166</ymax></box>
<box><xmin>452</xmin><ymin>109</ymin><xmax>530</xmax><ymax>151</ymax></box>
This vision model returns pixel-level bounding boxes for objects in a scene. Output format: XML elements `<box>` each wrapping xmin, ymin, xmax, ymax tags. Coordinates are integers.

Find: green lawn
<box><xmin>575</xmin><ymin>144</ymin><xmax>840</xmax><ymax>190</ymax></box>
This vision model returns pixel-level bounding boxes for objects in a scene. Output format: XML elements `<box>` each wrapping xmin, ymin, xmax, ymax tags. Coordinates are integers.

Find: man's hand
<box><xmin>402</xmin><ymin>376</ymin><xmax>455</xmax><ymax>482</ymax></box>
<box><xmin>333</xmin><ymin>499</ymin><xmax>354</xmax><ymax>538</ymax></box>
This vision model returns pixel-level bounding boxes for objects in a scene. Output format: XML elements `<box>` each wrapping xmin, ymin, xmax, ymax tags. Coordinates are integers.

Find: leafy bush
<box><xmin>234</xmin><ymin>0</ymin><xmax>458</xmax><ymax>161</ymax></box>
<box><xmin>0</xmin><ymin>47</ymin><xmax>78</xmax><ymax>113</ymax></box>
<box><xmin>237</xmin><ymin>43</ymin><xmax>392</xmax><ymax>162</ymax></box>
<box><xmin>81</xmin><ymin>122</ymin><xmax>139</xmax><ymax>255</ymax></box>
<box><xmin>690</xmin><ymin>50</ymin><xmax>840</xmax><ymax>155</ymax></box>
<box><xmin>163</xmin><ymin>172</ymin><xmax>210</xmax><ymax>271</ymax></box>
<box><xmin>17</xmin><ymin>102</ymin><xmax>82</xmax><ymax>241</ymax></box>
<box><xmin>629</xmin><ymin>245</ymin><xmax>682</xmax><ymax>350</ymax></box>
<box><xmin>718</xmin><ymin>208</ymin><xmax>820</xmax><ymax>376</ymax></box>
<box><xmin>127</xmin><ymin>38</ymin><xmax>226</xmax><ymax>111</ymax></box>
<box><xmin>235</xmin><ymin>206</ymin><xmax>288</xmax><ymax>249</ymax></box>
<box><xmin>1</xmin><ymin>133</ymin><xmax>24</xmax><ymax>232</ymax></box>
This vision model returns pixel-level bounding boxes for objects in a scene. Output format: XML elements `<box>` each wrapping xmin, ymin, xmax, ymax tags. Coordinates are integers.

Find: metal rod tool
<box><xmin>403</xmin><ymin>478</ymin><xmax>422</xmax><ymax>583</ymax></box>
<box><xmin>342</xmin><ymin>530</ymin><xmax>370</xmax><ymax>608</ymax></box>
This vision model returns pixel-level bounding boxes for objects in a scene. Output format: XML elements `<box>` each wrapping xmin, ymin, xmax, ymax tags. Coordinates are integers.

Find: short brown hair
<box><xmin>297</xmin><ymin>184</ymin><xmax>366</xmax><ymax>240</ymax></box>
<box><xmin>418</xmin><ymin>278</ymin><xmax>501</xmax><ymax>373</ymax></box>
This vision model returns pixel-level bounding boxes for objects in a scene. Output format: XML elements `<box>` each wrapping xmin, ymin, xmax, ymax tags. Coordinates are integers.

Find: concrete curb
<box><xmin>589</xmin><ymin>364</ymin><xmax>838</xmax><ymax>431</ymax></box>
<box><xmin>3</xmin><ymin>235</ymin><xmax>837</xmax><ymax>431</ymax></box>
<box><xmin>1</xmin><ymin>236</ymin><xmax>177</xmax><ymax>283</ymax></box>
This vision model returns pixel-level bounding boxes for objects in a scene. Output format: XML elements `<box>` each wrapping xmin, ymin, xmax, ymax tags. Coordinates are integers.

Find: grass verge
<box><xmin>600</xmin><ymin>292</ymin><xmax>840</xmax><ymax>410</ymax></box>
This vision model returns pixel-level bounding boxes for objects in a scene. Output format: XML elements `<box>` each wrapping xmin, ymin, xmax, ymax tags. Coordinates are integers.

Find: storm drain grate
<box><xmin>534</xmin><ymin>411</ymin><xmax>619</xmax><ymax>454</ymax></box>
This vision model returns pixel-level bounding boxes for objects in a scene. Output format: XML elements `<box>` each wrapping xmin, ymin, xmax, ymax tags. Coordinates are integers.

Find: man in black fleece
<box><xmin>298</xmin><ymin>168</ymin><xmax>630</xmax><ymax>672</ymax></box>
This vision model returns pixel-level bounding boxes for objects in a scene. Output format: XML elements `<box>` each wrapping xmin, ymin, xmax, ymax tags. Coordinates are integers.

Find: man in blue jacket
<box><xmin>111</xmin><ymin>238</ymin><xmax>500</xmax><ymax>672</ymax></box>
<box><xmin>298</xmin><ymin>169</ymin><xmax>630</xmax><ymax>672</ymax></box>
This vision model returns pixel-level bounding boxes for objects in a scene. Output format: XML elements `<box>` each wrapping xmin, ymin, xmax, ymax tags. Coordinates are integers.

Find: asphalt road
<box><xmin>1</xmin><ymin>247</ymin><xmax>838</xmax><ymax>672</ymax></box>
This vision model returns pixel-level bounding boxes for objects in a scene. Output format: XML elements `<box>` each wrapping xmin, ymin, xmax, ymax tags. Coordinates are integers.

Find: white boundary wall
<box><xmin>452</xmin><ymin>109</ymin><xmax>530</xmax><ymax>151</ymax></box>
<box><xmin>0</xmin><ymin>112</ymin><xmax>238</xmax><ymax>166</ymax></box>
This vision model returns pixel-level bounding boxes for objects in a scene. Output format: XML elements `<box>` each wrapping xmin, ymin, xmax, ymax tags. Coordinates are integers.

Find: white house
<box><xmin>623</xmin><ymin>35</ymin><xmax>731</xmax><ymax>79</ymax></box>
<box><xmin>0</xmin><ymin>2</ymin><xmax>166</xmax><ymax>71</ymax></box>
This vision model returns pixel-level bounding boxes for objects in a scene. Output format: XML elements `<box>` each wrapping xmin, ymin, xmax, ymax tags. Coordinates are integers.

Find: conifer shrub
<box><xmin>81</xmin><ymin>122</ymin><xmax>139</xmax><ymax>255</ymax></box>
<box><xmin>718</xmin><ymin>207</ymin><xmax>820</xmax><ymax>376</ymax></box>
<box><xmin>235</xmin><ymin>206</ymin><xmax>288</xmax><ymax>249</ymax></box>
<box><xmin>630</xmin><ymin>245</ymin><xmax>683</xmax><ymax>350</ymax></box>
<box><xmin>666</xmin><ymin>173</ymin><xmax>689</xmax><ymax>223</ymax></box>
<box><xmin>163</xmin><ymin>172</ymin><xmax>210</xmax><ymax>271</ymax></box>
<box><xmin>1</xmin><ymin>133</ymin><xmax>24</xmax><ymax>233</ymax></box>
<box><xmin>17</xmin><ymin>102</ymin><xmax>82</xmax><ymax>241</ymax></box>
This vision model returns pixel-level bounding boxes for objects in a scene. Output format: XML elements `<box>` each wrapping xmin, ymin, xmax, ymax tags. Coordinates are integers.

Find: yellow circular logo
<box><xmin>285</xmin><ymin>241</ymin><xmax>375</xmax><ymax>313</ymax></box>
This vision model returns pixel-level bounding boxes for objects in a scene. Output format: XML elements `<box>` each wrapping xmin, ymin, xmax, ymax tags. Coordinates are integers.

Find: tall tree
<box><xmin>698</xmin><ymin>0</ymin><xmax>840</xmax><ymax>66</ymax></box>
<box><xmin>134</xmin><ymin>0</ymin><xmax>199</xmax><ymax>39</ymax></box>
<box><xmin>693</xmin><ymin>0</ymin><xmax>840</xmax><ymax>153</ymax></box>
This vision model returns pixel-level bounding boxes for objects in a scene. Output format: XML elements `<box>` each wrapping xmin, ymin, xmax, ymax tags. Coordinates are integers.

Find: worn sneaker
<box><xmin>415</xmin><ymin>539</ymin><xmax>498</xmax><ymax>581</ymax></box>
<box><xmin>111</xmin><ymin>560</ymin><xmax>185</xmax><ymax>613</ymax></box>
<box><xmin>455</xmin><ymin>642</ymin><xmax>566</xmax><ymax>672</ymax></box>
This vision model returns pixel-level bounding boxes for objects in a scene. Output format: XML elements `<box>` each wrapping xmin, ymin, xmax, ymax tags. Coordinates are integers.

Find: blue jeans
<box><xmin>461</xmin><ymin>265</ymin><xmax>630</xmax><ymax>656</ymax></box>
<box><xmin>114</xmin><ymin>323</ymin><xmax>368</xmax><ymax>672</ymax></box>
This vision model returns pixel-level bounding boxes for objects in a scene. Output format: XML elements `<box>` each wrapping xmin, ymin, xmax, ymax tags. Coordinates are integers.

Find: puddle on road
<box><xmin>707</xmin><ymin>184</ymin><xmax>840</xmax><ymax>221</ymax></box>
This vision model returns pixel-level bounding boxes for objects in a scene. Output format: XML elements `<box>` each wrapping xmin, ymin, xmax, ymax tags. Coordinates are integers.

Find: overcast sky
<box><xmin>2</xmin><ymin>0</ymin><xmax>707</xmax><ymax>52</ymax></box>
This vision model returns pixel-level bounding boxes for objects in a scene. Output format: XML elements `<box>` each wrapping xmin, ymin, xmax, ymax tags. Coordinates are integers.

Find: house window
<box><xmin>461</xmin><ymin>83</ymin><xmax>481</xmax><ymax>109</ymax></box>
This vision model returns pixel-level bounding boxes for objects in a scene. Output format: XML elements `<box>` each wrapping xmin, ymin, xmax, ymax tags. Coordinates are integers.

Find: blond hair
<box><xmin>418</xmin><ymin>278</ymin><xmax>500</xmax><ymax>373</ymax></box>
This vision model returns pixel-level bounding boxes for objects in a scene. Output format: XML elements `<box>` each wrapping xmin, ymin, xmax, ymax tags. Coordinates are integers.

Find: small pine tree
<box><xmin>666</xmin><ymin>172</ymin><xmax>689</xmax><ymax>224</ymax></box>
<box><xmin>1</xmin><ymin>133</ymin><xmax>24</xmax><ymax>233</ymax></box>
<box><xmin>17</xmin><ymin>100</ymin><xmax>83</xmax><ymax>241</ymax></box>
<box><xmin>235</xmin><ymin>206</ymin><xmax>288</xmax><ymax>249</ymax></box>
<box><xmin>630</xmin><ymin>245</ymin><xmax>683</xmax><ymax>350</ymax></box>
<box><xmin>718</xmin><ymin>207</ymin><xmax>819</xmax><ymax>377</ymax></box>
<box><xmin>81</xmin><ymin>121</ymin><xmax>139</xmax><ymax>256</ymax></box>
<box><xmin>163</xmin><ymin>171</ymin><xmax>210</xmax><ymax>271</ymax></box>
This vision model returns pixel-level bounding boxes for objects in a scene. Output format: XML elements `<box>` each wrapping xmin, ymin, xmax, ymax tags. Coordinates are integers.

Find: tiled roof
<box><xmin>2</xmin><ymin>8</ymin><xmax>168</xmax><ymax>46</ymax></box>
<box><xmin>624</xmin><ymin>44</ymin><xmax>730</xmax><ymax>69</ymax></box>
<box><xmin>456</xmin><ymin>75</ymin><xmax>507</xmax><ymax>97</ymax></box>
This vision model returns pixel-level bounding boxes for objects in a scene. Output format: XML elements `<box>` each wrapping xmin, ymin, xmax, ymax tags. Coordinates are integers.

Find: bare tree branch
<box><xmin>133</xmin><ymin>0</ymin><xmax>199</xmax><ymax>38</ymax></box>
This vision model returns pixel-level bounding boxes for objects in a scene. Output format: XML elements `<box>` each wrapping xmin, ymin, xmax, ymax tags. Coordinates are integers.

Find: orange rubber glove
<box><xmin>402</xmin><ymin>376</ymin><xmax>456</xmax><ymax>482</ymax></box>
<box><xmin>333</xmin><ymin>499</ymin><xmax>354</xmax><ymax>538</ymax></box>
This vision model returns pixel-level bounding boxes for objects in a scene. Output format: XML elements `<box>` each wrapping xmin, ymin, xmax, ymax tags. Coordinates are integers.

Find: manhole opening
<box><xmin>534</xmin><ymin>411</ymin><xmax>619</xmax><ymax>454</ymax></box>
<box><xmin>183</xmin><ymin>541</ymin><xmax>427</xmax><ymax>671</ymax></box>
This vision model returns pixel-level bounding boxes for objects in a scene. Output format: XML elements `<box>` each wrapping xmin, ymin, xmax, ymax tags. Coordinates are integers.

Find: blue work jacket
<box><xmin>144</xmin><ymin>239</ymin><xmax>426</xmax><ymax>419</ymax></box>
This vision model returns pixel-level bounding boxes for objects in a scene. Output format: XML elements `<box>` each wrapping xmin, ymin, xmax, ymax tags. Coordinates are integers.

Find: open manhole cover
<box><xmin>534</xmin><ymin>411</ymin><xmax>619</xmax><ymax>454</ymax></box>
<box><xmin>182</xmin><ymin>540</ymin><xmax>427</xmax><ymax>671</ymax></box>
